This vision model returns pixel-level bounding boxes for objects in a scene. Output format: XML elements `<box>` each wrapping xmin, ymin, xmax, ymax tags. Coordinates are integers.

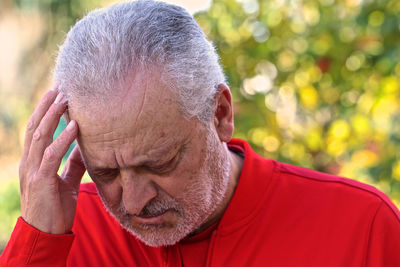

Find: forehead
<box><xmin>68</xmin><ymin>70</ymin><xmax>196</xmax><ymax>168</ymax></box>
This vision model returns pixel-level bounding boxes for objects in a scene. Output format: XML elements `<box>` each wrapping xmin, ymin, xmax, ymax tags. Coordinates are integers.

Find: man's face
<box><xmin>69</xmin><ymin>72</ymin><xmax>231</xmax><ymax>246</ymax></box>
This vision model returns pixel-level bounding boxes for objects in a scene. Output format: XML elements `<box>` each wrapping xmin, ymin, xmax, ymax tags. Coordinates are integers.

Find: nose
<box><xmin>120</xmin><ymin>169</ymin><xmax>158</xmax><ymax>215</ymax></box>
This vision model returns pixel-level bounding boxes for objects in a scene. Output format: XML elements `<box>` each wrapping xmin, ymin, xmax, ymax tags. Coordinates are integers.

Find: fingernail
<box><xmin>66</xmin><ymin>120</ymin><xmax>76</xmax><ymax>132</ymax></box>
<box><xmin>54</xmin><ymin>92</ymin><xmax>66</xmax><ymax>104</ymax></box>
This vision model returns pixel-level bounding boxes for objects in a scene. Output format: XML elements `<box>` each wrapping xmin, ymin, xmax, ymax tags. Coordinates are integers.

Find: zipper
<box><xmin>163</xmin><ymin>246</ymin><xmax>168</xmax><ymax>267</ymax></box>
<box><xmin>205</xmin><ymin>229</ymin><xmax>218</xmax><ymax>267</ymax></box>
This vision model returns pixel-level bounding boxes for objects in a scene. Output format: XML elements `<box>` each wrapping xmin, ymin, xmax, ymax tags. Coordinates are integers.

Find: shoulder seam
<box><xmin>279</xmin><ymin>165</ymin><xmax>381</xmax><ymax>201</ymax></box>
<box><xmin>278</xmin><ymin>166</ymin><xmax>400</xmax><ymax>224</ymax></box>
<box><xmin>364</xmin><ymin>200</ymin><xmax>383</xmax><ymax>267</ymax></box>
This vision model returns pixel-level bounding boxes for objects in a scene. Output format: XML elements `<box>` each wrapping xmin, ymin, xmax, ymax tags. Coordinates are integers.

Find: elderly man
<box><xmin>1</xmin><ymin>1</ymin><xmax>400</xmax><ymax>266</ymax></box>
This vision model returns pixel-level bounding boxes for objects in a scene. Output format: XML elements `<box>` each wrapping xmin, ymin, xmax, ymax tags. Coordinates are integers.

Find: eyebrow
<box><xmin>87</xmin><ymin>143</ymin><xmax>181</xmax><ymax>173</ymax></box>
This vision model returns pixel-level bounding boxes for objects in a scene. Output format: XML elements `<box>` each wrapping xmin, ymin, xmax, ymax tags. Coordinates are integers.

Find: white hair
<box><xmin>54</xmin><ymin>0</ymin><xmax>226</xmax><ymax>123</ymax></box>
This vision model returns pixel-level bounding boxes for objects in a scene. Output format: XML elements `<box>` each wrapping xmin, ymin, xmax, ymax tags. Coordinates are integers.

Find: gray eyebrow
<box><xmin>86</xmin><ymin>144</ymin><xmax>180</xmax><ymax>172</ymax></box>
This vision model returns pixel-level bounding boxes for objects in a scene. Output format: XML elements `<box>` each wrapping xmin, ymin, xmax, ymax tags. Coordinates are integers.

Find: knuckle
<box><xmin>40</xmin><ymin>95</ymin><xmax>52</xmax><ymax>107</ymax></box>
<box><xmin>55</xmin><ymin>133</ymin><xmax>67</xmax><ymax>145</ymax></box>
<box><xmin>26</xmin><ymin>118</ymin><xmax>35</xmax><ymax>131</ymax></box>
<box><xmin>32</xmin><ymin>129</ymin><xmax>42</xmax><ymax>141</ymax></box>
<box><xmin>43</xmin><ymin>146</ymin><xmax>57</xmax><ymax>161</ymax></box>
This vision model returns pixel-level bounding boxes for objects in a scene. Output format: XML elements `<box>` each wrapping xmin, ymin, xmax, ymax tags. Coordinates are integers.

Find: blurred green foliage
<box><xmin>1</xmin><ymin>0</ymin><xmax>400</xmax><ymax>253</ymax></box>
<box><xmin>0</xmin><ymin>180</ymin><xmax>20</xmax><ymax>249</ymax></box>
<box><xmin>195</xmin><ymin>0</ymin><xmax>400</xmax><ymax>203</ymax></box>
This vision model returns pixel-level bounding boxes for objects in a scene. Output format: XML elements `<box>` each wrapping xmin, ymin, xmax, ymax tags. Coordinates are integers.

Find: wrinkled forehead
<box><xmin>69</xmin><ymin>85</ymin><xmax>203</xmax><ymax>171</ymax></box>
<box><xmin>68</xmin><ymin>78</ymin><xmax>181</xmax><ymax>134</ymax></box>
<box><xmin>68</xmin><ymin>76</ymin><xmax>196</xmax><ymax>162</ymax></box>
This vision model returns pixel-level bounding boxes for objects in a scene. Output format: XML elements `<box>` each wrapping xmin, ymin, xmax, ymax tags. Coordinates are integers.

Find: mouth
<box><xmin>132</xmin><ymin>209</ymin><xmax>175</xmax><ymax>225</ymax></box>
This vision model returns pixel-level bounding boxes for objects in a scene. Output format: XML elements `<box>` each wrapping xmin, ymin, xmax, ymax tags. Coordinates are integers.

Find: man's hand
<box><xmin>19</xmin><ymin>88</ymin><xmax>86</xmax><ymax>234</ymax></box>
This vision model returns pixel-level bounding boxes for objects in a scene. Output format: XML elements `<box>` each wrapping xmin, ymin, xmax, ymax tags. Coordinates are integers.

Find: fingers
<box><xmin>26</xmin><ymin>93</ymin><xmax>69</xmax><ymax>173</ymax></box>
<box><xmin>21</xmin><ymin>89</ymin><xmax>58</xmax><ymax>163</ymax></box>
<box><xmin>61</xmin><ymin>145</ymin><xmax>86</xmax><ymax>188</ymax></box>
<box><xmin>37</xmin><ymin>120</ymin><xmax>78</xmax><ymax>179</ymax></box>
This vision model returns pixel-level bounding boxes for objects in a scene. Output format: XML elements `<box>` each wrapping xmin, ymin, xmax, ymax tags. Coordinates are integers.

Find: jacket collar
<box><xmin>217</xmin><ymin>138</ymin><xmax>275</xmax><ymax>234</ymax></box>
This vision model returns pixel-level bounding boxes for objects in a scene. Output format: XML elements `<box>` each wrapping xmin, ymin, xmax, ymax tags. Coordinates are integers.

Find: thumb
<box><xmin>61</xmin><ymin>145</ymin><xmax>86</xmax><ymax>188</ymax></box>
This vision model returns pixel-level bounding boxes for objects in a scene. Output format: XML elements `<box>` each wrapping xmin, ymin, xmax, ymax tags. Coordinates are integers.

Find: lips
<box><xmin>133</xmin><ymin>208</ymin><xmax>174</xmax><ymax>225</ymax></box>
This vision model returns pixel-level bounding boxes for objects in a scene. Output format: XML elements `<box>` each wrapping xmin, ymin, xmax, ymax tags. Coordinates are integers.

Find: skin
<box><xmin>19</xmin><ymin>71</ymin><xmax>243</xmax><ymax>246</ymax></box>
<box><xmin>19</xmin><ymin>87</ymin><xmax>84</xmax><ymax>234</ymax></box>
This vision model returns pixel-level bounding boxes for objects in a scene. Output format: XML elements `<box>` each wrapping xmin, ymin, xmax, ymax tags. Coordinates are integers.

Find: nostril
<box><xmin>120</xmin><ymin>175</ymin><xmax>158</xmax><ymax>214</ymax></box>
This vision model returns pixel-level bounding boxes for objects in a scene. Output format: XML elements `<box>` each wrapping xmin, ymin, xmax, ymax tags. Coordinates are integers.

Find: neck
<box><xmin>192</xmin><ymin>146</ymin><xmax>244</xmax><ymax>234</ymax></box>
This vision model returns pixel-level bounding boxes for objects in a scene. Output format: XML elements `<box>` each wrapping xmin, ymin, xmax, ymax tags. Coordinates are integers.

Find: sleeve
<box><xmin>366</xmin><ymin>200</ymin><xmax>400</xmax><ymax>267</ymax></box>
<box><xmin>0</xmin><ymin>217</ymin><xmax>75</xmax><ymax>267</ymax></box>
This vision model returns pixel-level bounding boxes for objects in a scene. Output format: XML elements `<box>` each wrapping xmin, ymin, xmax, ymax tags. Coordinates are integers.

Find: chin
<box><xmin>121</xmin><ymin>221</ymin><xmax>190</xmax><ymax>247</ymax></box>
<box><xmin>111</xmin><ymin>208</ymin><xmax>201</xmax><ymax>247</ymax></box>
<box><xmin>101</xmin><ymin>201</ymin><xmax>201</xmax><ymax>247</ymax></box>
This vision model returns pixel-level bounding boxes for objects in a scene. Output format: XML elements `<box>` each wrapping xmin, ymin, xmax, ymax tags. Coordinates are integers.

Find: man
<box><xmin>1</xmin><ymin>1</ymin><xmax>400</xmax><ymax>266</ymax></box>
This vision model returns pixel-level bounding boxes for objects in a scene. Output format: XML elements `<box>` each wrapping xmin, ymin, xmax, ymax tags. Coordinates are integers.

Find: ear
<box><xmin>213</xmin><ymin>83</ymin><xmax>234</xmax><ymax>142</ymax></box>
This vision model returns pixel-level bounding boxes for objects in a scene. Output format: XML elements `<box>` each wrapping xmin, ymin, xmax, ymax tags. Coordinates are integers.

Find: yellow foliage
<box><xmin>372</xmin><ymin>96</ymin><xmax>398</xmax><ymax>133</ymax></box>
<box><xmin>395</xmin><ymin>62</ymin><xmax>400</xmax><ymax>77</ymax></box>
<box><xmin>277</xmin><ymin>50</ymin><xmax>297</xmax><ymax>71</ymax></box>
<box><xmin>326</xmin><ymin>138</ymin><xmax>347</xmax><ymax>157</ymax></box>
<box><xmin>350</xmin><ymin>114</ymin><xmax>370</xmax><ymax>137</ymax></box>
<box><xmin>290</xmin><ymin>18</ymin><xmax>306</xmax><ymax>34</ymax></box>
<box><xmin>321</xmin><ymin>87</ymin><xmax>340</xmax><ymax>104</ymax></box>
<box><xmin>345</xmin><ymin>52</ymin><xmax>365</xmax><ymax>71</ymax></box>
<box><xmin>263</xmin><ymin>136</ymin><xmax>280</xmax><ymax>152</ymax></box>
<box><xmin>376</xmin><ymin>180</ymin><xmax>391</xmax><ymax>195</ymax></box>
<box><xmin>299</xmin><ymin>85</ymin><xmax>318</xmax><ymax>109</ymax></box>
<box><xmin>308</xmin><ymin>66</ymin><xmax>322</xmax><ymax>83</ymax></box>
<box><xmin>357</xmin><ymin>93</ymin><xmax>374</xmax><ymax>114</ymax></box>
<box><xmin>294</xmin><ymin>70</ymin><xmax>310</xmax><ymax>88</ymax></box>
<box><xmin>281</xmin><ymin>142</ymin><xmax>306</xmax><ymax>161</ymax></box>
<box><xmin>368</xmin><ymin>11</ymin><xmax>385</xmax><ymax>27</ymax></box>
<box><xmin>218</xmin><ymin>14</ymin><xmax>241</xmax><ymax>45</ymax></box>
<box><xmin>392</xmin><ymin>161</ymin><xmax>400</xmax><ymax>182</ymax></box>
<box><xmin>249</xmin><ymin>128</ymin><xmax>268</xmax><ymax>146</ymax></box>
<box><xmin>303</xmin><ymin>4</ymin><xmax>320</xmax><ymax>26</ymax></box>
<box><xmin>382</xmin><ymin>76</ymin><xmax>399</xmax><ymax>94</ymax></box>
<box><xmin>305</xmin><ymin>128</ymin><xmax>323</xmax><ymax>151</ymax></box>
<box><xmin>329</xmin><ymin>120</ymin><xmax>350</xmax><ymax>140</ymax></box>
<box><xmin>351</xmin><ymin>150</ymin><xmax>378</xmax><ymax>167</ymax></box>
<box><xmin>312</xmin><ymin>34</ymin><xmax>332</xmax><ymax>55</ymax></box>
<box><xmin>393</xmin><ymin>199</ymin><xmax>400</xmax><ymax>210</ymax></box>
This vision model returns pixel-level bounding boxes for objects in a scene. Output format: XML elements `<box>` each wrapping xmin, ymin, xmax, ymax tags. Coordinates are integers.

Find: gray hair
<box><xmin>54</xmin><ymin>0</ymin><xmax>226</xmax><ymax>123</ymax></box>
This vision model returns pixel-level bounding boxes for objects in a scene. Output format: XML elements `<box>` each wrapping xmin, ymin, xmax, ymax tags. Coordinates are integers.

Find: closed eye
<box><xmin>145</xmin><ymin>145</ymin><xmax>186</xmax><ymax>174</ymax></box>
<box><xmin>89</xmin><ymin>169</ymin><xmax>119</xmax><ymax>183</ymax></box>
<box><xmin>145</xmin><ymin>155</ymin><xmax>179</xmax><ymax>174</ymax></box>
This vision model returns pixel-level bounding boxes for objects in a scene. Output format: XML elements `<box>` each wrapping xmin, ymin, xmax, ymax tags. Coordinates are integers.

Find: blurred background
<box><xmin>1</xmin><ymin>0</ymin><xmax>400</xmax><ymax>252</ymax></box>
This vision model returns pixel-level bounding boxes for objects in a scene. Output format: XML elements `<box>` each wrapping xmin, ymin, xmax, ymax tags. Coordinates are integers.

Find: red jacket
<box><xmin>1</xmin><ymin>139</ymin><xmax>400</xmax><ymax>266</ymax></box>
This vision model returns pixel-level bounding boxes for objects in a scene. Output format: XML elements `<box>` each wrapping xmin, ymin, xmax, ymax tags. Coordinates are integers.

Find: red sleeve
<box><xmin>366</xmin><ymin>201</ymin><xmax>400</xmax><ymax>267</ymax></box>
<box><xmin>0</xmin><ymin>217</ymin><xmax>75</xmax><ymax>267</ymax></box>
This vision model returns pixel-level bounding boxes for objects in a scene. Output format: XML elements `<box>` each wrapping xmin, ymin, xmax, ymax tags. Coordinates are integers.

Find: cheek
<box><xmin>156</xmin><ymin>152</ymin><xmax>208</xmax><ymax>199</ymax></box>
<box><xmin>95</xmin><ymin>180</ymin><xmax>122</xmax><ymax>207</ymax></box>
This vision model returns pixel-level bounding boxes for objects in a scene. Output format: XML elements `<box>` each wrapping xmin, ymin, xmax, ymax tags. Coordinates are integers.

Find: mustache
<box><xmin>116</xmin><ymin>193</ymin><xmax>181</xmax><ymax>217</ymax></box>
